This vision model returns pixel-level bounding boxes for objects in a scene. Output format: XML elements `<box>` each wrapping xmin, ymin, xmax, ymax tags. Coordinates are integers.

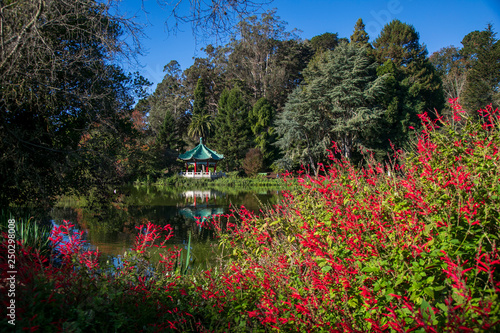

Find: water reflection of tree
<box><xmin>49</xmin><ymin>187</ymin><xmax>281</xmax><ymax>260</ymax></box>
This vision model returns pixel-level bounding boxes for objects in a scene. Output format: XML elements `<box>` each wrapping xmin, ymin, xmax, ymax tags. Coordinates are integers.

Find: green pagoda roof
<box><xmin>178</xmin><ymin>138</ymin><xmax>224</xmax><ymax>161</ymax></box>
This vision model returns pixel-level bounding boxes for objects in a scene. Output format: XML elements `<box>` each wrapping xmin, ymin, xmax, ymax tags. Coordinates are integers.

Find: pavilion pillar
<box><xmin>194</xmin><ymin>161</ymin><xmax>197</xmax><ymax>173</ymax></box>
<box><xmin>207</xmin><ymin>161</ymin><xmax>209</xmax><ymax>174</ymax></box>
<box><xmin>214</xmin><ymin>163</ymin><xmax>217</xmax><ymax>172</ymax></box>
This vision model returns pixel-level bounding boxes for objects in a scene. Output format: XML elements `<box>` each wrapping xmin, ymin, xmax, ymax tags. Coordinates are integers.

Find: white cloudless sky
<box><xmin>118</xmin><ymin>0</ymin><xmax>500</xmax><ymax>90</ymax></box>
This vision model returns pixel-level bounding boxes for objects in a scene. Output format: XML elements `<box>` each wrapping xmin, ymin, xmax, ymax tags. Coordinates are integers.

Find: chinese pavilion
<box><xmin>178</xmin><ymin>138</ymin><xmax>224</xmax><ymax>179</ymax></box>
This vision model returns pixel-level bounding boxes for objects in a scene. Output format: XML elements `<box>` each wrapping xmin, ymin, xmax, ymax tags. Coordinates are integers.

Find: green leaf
<box><xmin>348</xmin><ymin>298</ymin><xmax>358</xmax><ymax>308</ymax></box>
<box><xmin>322</xmin><ymin>265</ymin><xmax>332</xmax><ymax>273</ymax></box>
<box><xmin>362</xmin><ymin>267</ymin><xmax>379</xmax><ymax>273</ymax></box>
<box><xmin>423</xmin><ymin>287</ymin><xmax>434</xmax><ymax>299</ymax></box>
<box><xmin>420</xmin><ymin>299</ymin><xmax>435</xmax><ymax>323</ymax></box>
<box><xmin>436</xmin><ymin>302</ymin><xmax>447</xmax><ymax>312</ymax></box>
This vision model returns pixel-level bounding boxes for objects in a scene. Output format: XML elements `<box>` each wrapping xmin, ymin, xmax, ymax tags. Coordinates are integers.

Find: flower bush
<box><xmin>189</xmin><ymin>99</ymin><xmax>500</xmax><ymax>331</ymax></box>
<box><xmin>1</xmin><ymin>99</ymin><xmax>499</xmax><ymax>332</ymax></box>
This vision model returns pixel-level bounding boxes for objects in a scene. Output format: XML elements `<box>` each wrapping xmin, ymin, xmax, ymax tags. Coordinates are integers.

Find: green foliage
<box><xmin>187</xmin><ymin>113</ymin><xmax>213</xmax><ymax>142</ymax></box>
<box><xmin>184</xmin><ymin>45</ymin><xmax>227</xmax><ymax>116</ymax></box>
<box><xmin>0</xmin><ymin>0</ymin><xmax>144</xmax><ymax>206</ymax></box>
<box><xmin>157</xmin><ymin>110</ymin><xmax>179</xmax><ymax>149</ymax></box>
<box><xmin>154</xmin><ymin>173</ymin><xmax>288</xmax><ymax>191</ymax></box>
<box><xmin>372</xmin><ymin>19</ymin><xmax>444</xmax><ymax>114</ymax></box>
<box><xmin>311</xmin><ymin>42</ymin><xmax>386</xmax><ymax>159</ymax></box>
<box><xmin>225</xmin><ymin>9</ymin><xmax>311</xmax><ymax>108</ymax></box>
<box><xmin>249</xmin><ymin>97</ymin><xmax>277</xmax><ymax>169</ymax></box>
<box><xmin>370</xmin><ymin>19</ymin><xmax>445</xmax><ymax>157</ymax></box>
<box><xmin>350</xmin><ymin>18</ymin><xmax>370</xmax><ymax>46</ymax></box>
<box><xmin>372</xmin><ymin>19</ymin><xmax>428</xmax><ymax>68</ymax></box>
<box><xmin>275</xmin><ymin>86</ymin><xmax>332</xmax><ymax>175</ymax></box>
<box><xmin>429</xmin><ymin>45</ymin><xmax>468</xmax><ymax>102</ymax></box>
<box><xmin>310</xmin><ymin>32</ymin><xmax>341</xmax><ymax>53</ymax></box>
<box><xmin>460</xmin><ymin>24</ymin><xmax>500</xmax><ymax>114</ymax></box>
<box><xmin>147</xmin><ymin>60</ymin><xmax>190</xmax><ymax>136</ymax></box>
<box><xmin>212</xmin><ymin>87</ymin><xmax>252</xmax><ymax>171</ymax></box>
<box><xmin>276</xmin><ymin>42</ymin><xmax>386</xmax><ymax>171</ymax></box>
<box><xmin>0</xmin><ymin>212</ymin><xmax>52</xmax><ymax>258</ymax></box>
<box><xmin>193</xmin><ymin>78</ymin><xmax>208</xmax><ymax>116</ymax></box>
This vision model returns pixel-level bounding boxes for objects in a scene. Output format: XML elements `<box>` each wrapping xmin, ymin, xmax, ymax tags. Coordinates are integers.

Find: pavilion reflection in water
<box><xmin>179</xmin><ymin>190</ymin><xmax>225</xmax><ymax>223</ymax></box>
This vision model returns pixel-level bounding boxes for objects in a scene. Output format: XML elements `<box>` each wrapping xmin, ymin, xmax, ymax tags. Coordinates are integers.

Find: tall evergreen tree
<box><xmin>193</xmin><ymin>78</ymin><xmax>208</xmax><ymax>116</ymax></box>
<box><xmin>249</xmin><ymin>97</ymin><xmax>276</xmax><ymax>169</ymax></box>
<box><xmin>310</xmin><ymin>32</ymin><xmax>341</xmax><ymax>53</ymax></box>
<box><xmin>275</xmin><ymin>87</ymin><xmax>332</xmax><ymax>176</ymax></box>
<box><xmin>151</xmin><ymin>110</ymin><xmax>184</xmax><ymax>175</ymax></box>
<box><xmin>212</xmin><ymin>87</ymin><xmax>251</xmax><ymax>171</ymax></box>
<box><xmin>157</xmin><ymin>110</ymin><xmax>182</xmax><ymax>150</ymax></box>
<box><xmin>372</xmin><ymin>20</ymin><xmax>428</xmax><ymax>68</ymax></box>
<box><xmin>460</xmin><ymin>24</ymin><xmax>500</xmax><ymax>114</ymax></box>
<box><xmin>350</xmin><ymin>18</ymin><xmax>370</xmax><ymax>46</ymax></box>
<box><xmin>308</xmin><ymin>43</ymin><xmax>387</xmax><ymax>160</ymax></box>
<box><xmin>371</xmin><ymin>20</ymin><xmax>444</xmax><ymax>155</ymax></box>
<box><xmin>276</xmin><ymin>42</ymin><xmax>386</xmax><ymax>173</ymax></box>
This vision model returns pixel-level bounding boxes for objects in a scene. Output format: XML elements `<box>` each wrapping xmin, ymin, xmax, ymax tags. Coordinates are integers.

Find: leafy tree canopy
<box><xmin>372</xmin><ymin>19</ymin><xmax>427</xmax><ymax>68</ymax></box>
<box><xmin>0</xmin><ymin>0</ymin><xmax>144</xmax><ymax>205</ymax></box>
<box><xmin>276</xmin><ymin>42</ymin><xmax>386</xmax><ymax>174</ymax></box>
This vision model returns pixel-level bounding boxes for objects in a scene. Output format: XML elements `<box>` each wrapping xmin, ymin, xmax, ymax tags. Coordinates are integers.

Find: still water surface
<box><xmin>51</xmin><ymin>186</ymin><xmax>283</xmax><ymax>266</ymax></box>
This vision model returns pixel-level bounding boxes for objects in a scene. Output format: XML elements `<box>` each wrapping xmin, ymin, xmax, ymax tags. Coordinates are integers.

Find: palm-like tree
<box><xmin>188</xmin><ymin>113</ymin><xmax>212</xmax><ymax>143</ymax></box>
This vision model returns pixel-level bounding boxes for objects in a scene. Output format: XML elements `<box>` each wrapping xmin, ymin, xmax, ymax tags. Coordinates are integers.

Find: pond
<box><xmin>50</xmin><ymin>185</ymin><xmax>283</xmax><ymax>269</ymax></box>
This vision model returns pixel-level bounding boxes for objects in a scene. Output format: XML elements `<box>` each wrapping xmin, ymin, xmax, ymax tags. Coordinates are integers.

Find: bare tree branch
<box><xmin>157</xmin><ymin>0</ymin><xmax>274</xmax><ymax>43</ymax></box>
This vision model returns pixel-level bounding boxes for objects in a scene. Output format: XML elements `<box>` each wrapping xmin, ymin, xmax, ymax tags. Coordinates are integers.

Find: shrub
<box><xmin>197</xmin><ymin>99</ymin><xmax>500</xmax><ymax>331</ymax></box>
<box><xmin>242</xmin><ymin>148</ymin><xmax>264</xmax><ymax>177</ymax></box>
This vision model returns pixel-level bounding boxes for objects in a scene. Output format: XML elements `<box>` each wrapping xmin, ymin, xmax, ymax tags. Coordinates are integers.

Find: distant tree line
<box><xmin>141</xmin><ymin>14</ymin><xmax>499</xmax><ymax>178</ymax></box>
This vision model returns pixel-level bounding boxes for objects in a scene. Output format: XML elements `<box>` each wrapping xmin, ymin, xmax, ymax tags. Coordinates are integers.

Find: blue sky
<box><xmin>118</xmin><ymin>0</ymin><xmax>500</xmax><ymax>90</ymax></box>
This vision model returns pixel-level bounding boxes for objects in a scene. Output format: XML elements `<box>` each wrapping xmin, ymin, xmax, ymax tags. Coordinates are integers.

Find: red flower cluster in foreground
<box><xmin>198</xmin><ymin>99</ymin><xmax>500</xmax><ymax>331</ymax></box>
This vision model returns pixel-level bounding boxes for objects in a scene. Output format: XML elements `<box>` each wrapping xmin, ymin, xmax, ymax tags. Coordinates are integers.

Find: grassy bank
<box><xmin>55</xmin><ymin>174</ymin><xmax>290</xmax><ymax>208</ymax></box>
<box><xmin>148</xmin><ymin>172</ymin><xmax>289</xmax><ymax>190</ymax></box>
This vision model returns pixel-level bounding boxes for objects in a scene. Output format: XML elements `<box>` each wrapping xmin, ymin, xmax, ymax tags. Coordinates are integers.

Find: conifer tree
<box><xmin>310</xmin><ymin>32</ymin><xmax>341</xmax><ymax>53</ymax></box>
<box><xmin>372</xmin><ymin>20</ymin><xmax>428</xmax><ymax>68</ymax></box>
<box><xmin>276</xmin><ymin>42</ymin><xmax>386</xmax><ymax>170</ymax></box>
<box><xmin>212</xmin><ymin>87</ymin><xmax>251</xmax><ymax>171</ymax></box>
<box><xmin>249</xmin><ymin>97</ymin><xmax>276</xmax><ymax>169</ymax></box>
<box><xmin>157</xmin><ymin>110</ymin><xmax>182</xmax><ymax>150</ymax></box>
<box><xmin>350</xmin><ymin>18</ymin><xmax>369</xmax><ymax>46</ymax></box>
<box><xmin>460</xmin><ymin>24</ymin><xmax>500</xmax><ymax>114</ymax></box>
<box><xmin>370</xmin><ymin>20</ymin><xmax>444</xmax><ymax>156</ymax></box>
<box><xmin>193</xmin><ymin>78</ymin><xmax>208</xmax><ymax>116</ymax></box>
<box><xmin>310</xmin><ymin>43</ymin><xmax>387</xmax><ymax>159</ymax></box>
<box><xmin>275</xmin><ymin>86</ymin><xmax>332</xmax><ymax>176</ymax></box>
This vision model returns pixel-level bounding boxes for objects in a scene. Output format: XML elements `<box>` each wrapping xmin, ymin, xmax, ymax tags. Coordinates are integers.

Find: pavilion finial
<box><xmin>200</xmin><ymin>137</ymin><xmax>203</xmax><ymax>144</ymax></box>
